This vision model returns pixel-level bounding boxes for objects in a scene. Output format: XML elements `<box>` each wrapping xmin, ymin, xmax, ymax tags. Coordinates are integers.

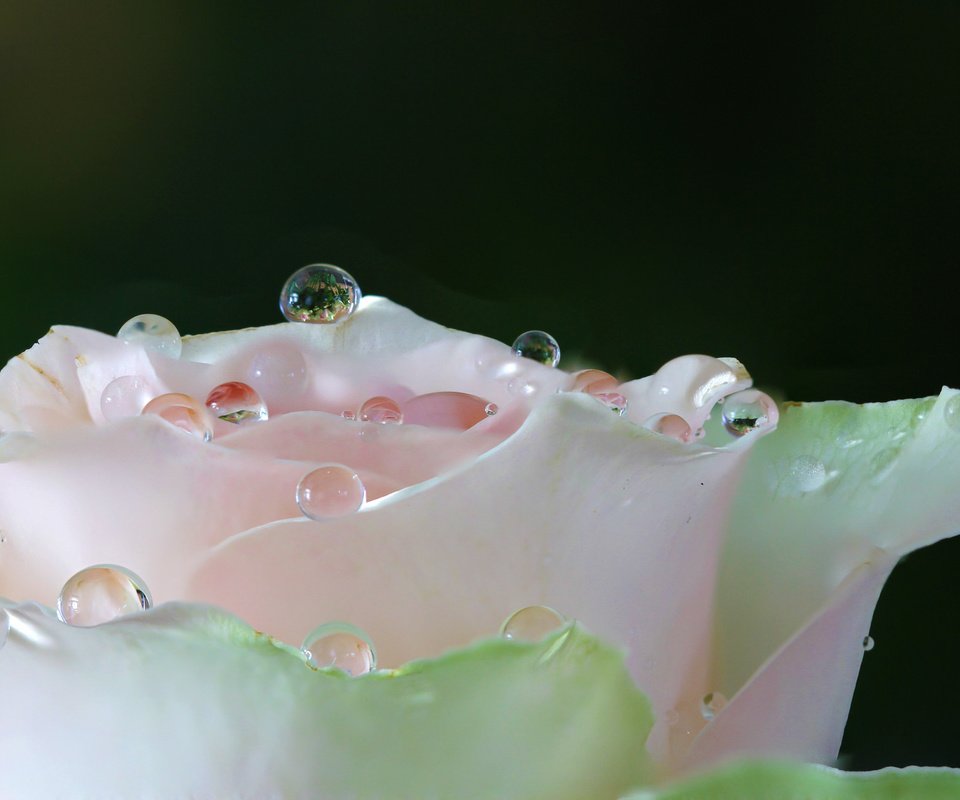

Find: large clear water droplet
<box><xmin>653</xmin><ymin>414</ymin><xmax>693</xmax><ymax>442</ymax></box>
<box><xmin>246</xmin><ymin>344</ymin><xmax>308</xmax><ymax>405</ymax></box>
<box><xmin>100</xmin><ymin>375</ymin><xmax>154</xmax><ymax>421</ymax></box>
<box><xmin>500</xmin><ymin>605</ymin><xmax>566</xmax><ymax>641</ymax></box>
<box><xmin>296</xmin><ymin>464</ymin><xmax>366</xmax><ymax>519</ymax></box>
<box><xmin>700</xmin><ymin>690</ymin><xmax>728</xmax><ymax>720</ymax></box>
<box><xmin>280</xmin><ymin>264</ymin><xmax>361</xmax><ymax>324</ymax></box>
<box><xmin>117</xmin><ymin>314</ymin><xmax>182</xmax><ymax>359</ymax></box>
<box><xmin>721</xmin><ymin>389</ymin><xmax>775</xmax><ymax>436</ymax></box>
<box><xmin>141</xmin><ymin>393</ymin><xmax>213</xmax><ymax>441</ymax></box>
<box><xmin>358</xmin><ymin>396</ymin><xmax>403</xmax><ymax>424</ymax></box>
<box><xmin>401</xmin><ymin>391</ymin><xmax>497</xmax><ymax>430</ymax></box>
<box><xmin>57</xmin><ymin>565</ymin><xmax>152</xmax><ymax>626</ymax></box>
<box><xmin>570</xmin><ymin>369</ymin><xmax>619</xmax><ymax>393</ymax></box>
<box><xmin>205</xmin><ymin>381</ymin><xmax>268</xmax><ymax>424</ymax></box>
<box><xmin>944</xmin><ymin>395</ymin><xmax>960</xmax><ymax>432</ymax></box>
<box><xmin>512</xmin><ymin>330</ymin><xmax>560</xmax><ymax>367</ymax></box>
<box><xmin>301</xmin><ymin>622</ymin><xmax>377</xmax><ymax>675</ymax></box>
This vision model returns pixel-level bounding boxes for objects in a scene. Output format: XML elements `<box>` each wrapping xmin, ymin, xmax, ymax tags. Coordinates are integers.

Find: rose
<box><xmin>1</xmin><ymin>295</ymin><xmax>959</xmax><ymax>798</ymax></box>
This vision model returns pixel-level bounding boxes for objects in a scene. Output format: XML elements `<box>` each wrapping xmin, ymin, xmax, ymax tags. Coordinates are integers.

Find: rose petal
<box><xmin>0</xmin><ymin>601</ymin><xmax>653</xmax><ymax>799</ymax></box>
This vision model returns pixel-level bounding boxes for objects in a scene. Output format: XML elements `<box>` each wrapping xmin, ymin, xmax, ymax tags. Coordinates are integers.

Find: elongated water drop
<box><xmin>280</xmin><ymin>264</ymin><xmax>361</xmax><ymax>324</ymax></box>
<box><xmin>296</xmin><ymin>464</ymin><xmax>366</xmax><ymax>519</ymax></box>
<box><xmin>205</xmin><ymin>381</ymin><xmax>268</xmax><ymax>424</ymax></box>
<box><xmin>700</xmin><ymin>690</ymin><xmax>728</xmax><ymax>720</ymax></box>
<box><xmin>512</xmin><ymin>331</ymin><xmax>560</xmax><ymax>367</ymax></box>
<box><xmin>358</xmin><ymin>396</ymin><xmax>403</xmax><ymax>424</ymax></box>
<box><xmin>117</xmin><ymin>314</ymin><xmax>182</xmax><ymax>359</ymax></box>
<box><xmin>57</xmin><ymin>565</ymin><xmax>152</xmax><ymax>627</ymax></box>
<box><xmin>141</xmin><ymin>393</ymin><xmax>213</xmax><ymax>441</ymax></box>
<box><xmin>301</xmin><ymin>622</ymin><xmax>377</xmax><ymax>675</ymax></box>
<box><xmin>401</xmin><ymin>391</ymin><xmax>497</xmax><ymax>430</ymax></box>
<box><xmin>500</xmin><ymin>605</ymin><xmax>566</xmax><ymax>641</ymax></box>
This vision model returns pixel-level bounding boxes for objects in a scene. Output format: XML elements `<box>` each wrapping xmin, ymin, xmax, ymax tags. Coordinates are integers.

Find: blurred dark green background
<box><xmin>1</xmin><ymin>2</ymin><xmax>957</xmax><ymax>770</ymax></box>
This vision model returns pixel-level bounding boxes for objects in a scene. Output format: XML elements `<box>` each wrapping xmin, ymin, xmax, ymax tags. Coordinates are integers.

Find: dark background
<box><xmin>1</xmin><ymin>2</ymin><xmax>957</xmax><ymax>769</ymax></box>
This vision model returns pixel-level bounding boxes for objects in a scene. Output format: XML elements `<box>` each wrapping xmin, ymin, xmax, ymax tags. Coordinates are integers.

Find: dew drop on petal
<box><xmin>944</xmin><ymin>395</ymin><xmax>960</xmax><ymax>432</ymax></box>
<box><xmin>341</xmin><ymin>410</ymin><xmax>356</xmax><ymax>420</ymax></box>
<box><xmin>484</xmin><ymin>402</ymin><xmax>498</xmax><ymax>416</ymax></box>
<box><xmin>204</xmin><ymin>381</ymin><xmax>268</xmax><ymax>424</ymax></box>
<box><xmin>57</xmin><ymin>565</ymin><xmax>152</xmax><ymax>627</ymax></box>
<box><xmin>301</xmin><ymin>622</ymin><xmax>377</xmax><ymax>675</ymax></box>
<box><xmin>869</xmin><ymin>447</ymin><xmax>899</xmax><ymax>483</ymax></box>
<box><xmin>721</xmin><ymin>389</ymin><xmax>776</xmax><ymax>436</ymax></box>
<box><xmin>507</xmin><ymin>378</ymin><xmax>539</xmax><ymax>397</ymax></box>
<box><xmin>512</xmin><ymin>330</ymin><xmax>560</xmax><ymax>367</ymax></box>
<box><xmin>782</xmin><ymin>455</ymin><xmax>827</xmax><ymax>494</ymax></box>
<box><xmin>401</xmin><ymin>391</ymin><xmax>497</xmax><ymax>430</ymax></box>
<box><xmin>117</xmin><ymin>314</ymin><xmax>182</xmax><ymax>359</ymax></box>
<box><xmin>653</xmin><ymin>414</ymin><xmax>693</xmax><ymax>442</ymax></box>
<box><xmin>863</xmin><ymin>635</ymin><xmax>875</xmax><ymax>651</ymax></box>
<box><xmin>593</xmin><ymin>391</ymin><xmax>628</xmax><ymax>416</ymax></box>
<box><xmin>500</xmin><ymin>605</ymin><xmax>566</xmax><ymax>641</ymax></box>
<box><xmin>100</xmin><ymin>375</ymin><xmax>154</xmax><ymax>421</ymax></box>
<box><xmin>141</xmin><ymin>393</ymin><xmax>213</xmax><ymax>441</ymax></box>
<box><xmin>570</xmin><ymin>369</ymin><xmax>619</xmax><ymax>394</ymax></box>
<box><xmin>296</xmin><ymin>464</ymin><xmax>366</xmax><ymax>519</ymax></box>
<box><xmin>246</xmin><ymin>344</ymin><xmax>308</xmax><ymax>403</ymax></box>
<box><xmin>700</xmin><ymin>691</ymin><xmax>728</xmax><ymax>721</ymax></box>
<box><xmin>358</xmin><ymin>396</ymin><xmax>403</xmax><ymax>424</ymax></box>
<box><xmin>280</xmin><ymin>264</ymin><xmax>361</xmax><ymax>324</ymax></box>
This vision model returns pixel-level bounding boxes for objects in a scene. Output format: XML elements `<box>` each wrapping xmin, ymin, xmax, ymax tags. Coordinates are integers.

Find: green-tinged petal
<box><xmin>691</xmin><ymin>392</ymin><xmax>960</xmax><ymax>768</ymax></box>
<box><xmin>0</xmin><ymin>601</ymin><xmax>653</xmax><ymax>799</ymax></box>
<box><xmin>623</xmin><ymin>761</ymin><xmax>960</xmax><ymax>800</ymax></box>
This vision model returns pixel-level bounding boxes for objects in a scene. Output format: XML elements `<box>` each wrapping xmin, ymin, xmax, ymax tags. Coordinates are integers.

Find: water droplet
<box><xmin>863</xmin><ymin>635</ymin><xmax>875</xmax><ymax>652</ymax></box>
<box><xmin>57</xmin><ymin>565</ymin><xmax>152</xmax><ymax>627</ymax></box>
<box><xmin>117</xmin><ymin>314</ymin><xmax>182</xmax><ymax>359</ymax></box>
<box><xmin>722</xmin><ymin>389</ymin><xmax>775</xmax><ymax>436</ymax></box>
<box><xmin>280</xmin><ymin>264</ymin><xmax>361</xmax><ymax>324</ymax></box>
<box><xmin>301</xmin><ymin>622</ymin><xmax>376</xmax><ymax>675</ymax></box>
<box><xmin>700</xmin><ymin>691</ymin><xmax>728</xmax><ymax>721</ymax></box>
<box><xmin>500</xmin><ymin>605</ymin><xmax>566</xmax><ymax>641</ymax></box>
<box><xmin>204</xmin><ymin>381</ymin><xmax>268</xmax><ymax>424</ymax></box>
<box><xmin>141</xmin><ymin>393</ymin><xmax>213</xmax><ymax>441</ymax></box>
<box><xmin>101</xmin><ymin>375</ymin><xmax>154</xmax><ymax>421</ymax></box>
<box><xmin>358</xmin><ymin>396</ymin><xmax>403</xmax><ymax>424</ymax></box>
<box><xmin>401</xmin><ymin>392</ymin><xmax>497</xmax><ymax>430</ymax></box>
<box><xmin>944</xmin><ymin>395</ymin><xmax>960</xmax><ymax>433</ymax></box>
<box><xmin>296</xmin><ymin>464</ymin><xmax>366</xmax><ymax>519</ymax></box>
<box><xmin>570</xmin><ymin>369</ymin><xmax>619</xmax><ymax>394</ymax></box>
<box><xmin>512</xmin><ymin>331</ymin><xmax>560</xmax><ymax>367</ymax></box>
<box><xmin>485</xmin><ymin>402</ymin><xmax>498</xmax><ymax>416</ymax></box>
<box><xmin>869</xmin><ymin>447</ymin><xmax>899</xmax><ymax>483</ymax></box>
<box><xmin>653</xmin><ymin>414</ymin><xmax>692</xmax><ymax>442</ymax></box>
<box><xmin>245</xmin><ymin>344</ymin><xmax>308</xmax><ymax>405</ymax></box>
<box><xmin>594</xmin><ymin>392</ymin><xmax>627</xmax><ymax>415</ymax></box>
<box><xmin>782</xmin><ymin>455</ymin><xmax>827</xmax><ymax>494</ymax></box>
<box><xmin>341</xmin><ymin>410</ymin><xmax>356</xmax><ymax>420</ymax></box>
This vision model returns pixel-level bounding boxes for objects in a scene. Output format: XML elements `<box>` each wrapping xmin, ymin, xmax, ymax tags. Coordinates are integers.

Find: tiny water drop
<box><xmin>296</xmin><ymin>464</ymin><xmax>366</xmax><ymax>520</ymax></box>
<box><xmin>700</xmin><ymin>690</ymin><xmax>728</xmax><ymax>721</ymax></box>
<box><xmin>721</xmin><ymin>389</ymin><xmax>775</xmax><ymax>436</ymax></box>
<box><xmin>280</xmin><ymin>264</ymin><xmax>361</xmax><ymax>324</ymax></box>
<box><xmin>358</xmin><ymin>396</ymin><xmax>403</xmax><ymax>424</ymax></box>
<box><xmin>863</xmin><ymin>635</ymin><xmax>875</xmax><ymax>652</ymax></box>
<box><xmin>500</xmin><ymin>605</ymin><xmax>565</xmax><ymax>642</ymax></box>
<box><xmin>512</xmin><ymin>331</ymin><xmax>560</xmax><ymax>367</ymax></box>
<box><xmin>782</xmin><ymin>455</ymin><xmax>827</xmax><ymax>494</ymax></box>
<box><xmin>100</xmin><ymin>375</ymin><xmax>154</xmax><ymax>421</ymax></box>
<box><xmin>57</xmin><ymin>565</ymin><xmax>152</xmax><ymax>627</ymax></box>
<box><xmin>117</xmin><ymin>314</ymin><xmax>182</xmax><ymax>359</ymax></box>
<box><xmin>205</xmin><ymin>381</ymin><xmax>268</xmax><ymax>424</ymax></box>
<box><xmin>944</xmin><ymin>395</ymin><xmax>960</xmax><ymax>433</ymax></box>
<box><xmin>301</xmin><ymin>622</ymin><xmax>377</xmax><ymax>675</ymax></box>
<box><xmin>141</xmin><ymin>393</ymin><xmax>214</xmax><ymax>441</ymax></box>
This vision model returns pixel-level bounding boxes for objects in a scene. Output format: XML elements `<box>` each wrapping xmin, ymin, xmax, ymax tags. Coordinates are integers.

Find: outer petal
<box><xmin>691</xmin><ymin>391</ymin><xmax>960</xmax><ymax>769</ymax></box>
<box><xmin>623</xmin><ymin>761</ymin><xmax>960</xmax><ymax>799</ymax></box>
<box><xmin>0</xmin><ymin>602</ymin><xmax>653</xmax><ymax>799</ymax></box>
